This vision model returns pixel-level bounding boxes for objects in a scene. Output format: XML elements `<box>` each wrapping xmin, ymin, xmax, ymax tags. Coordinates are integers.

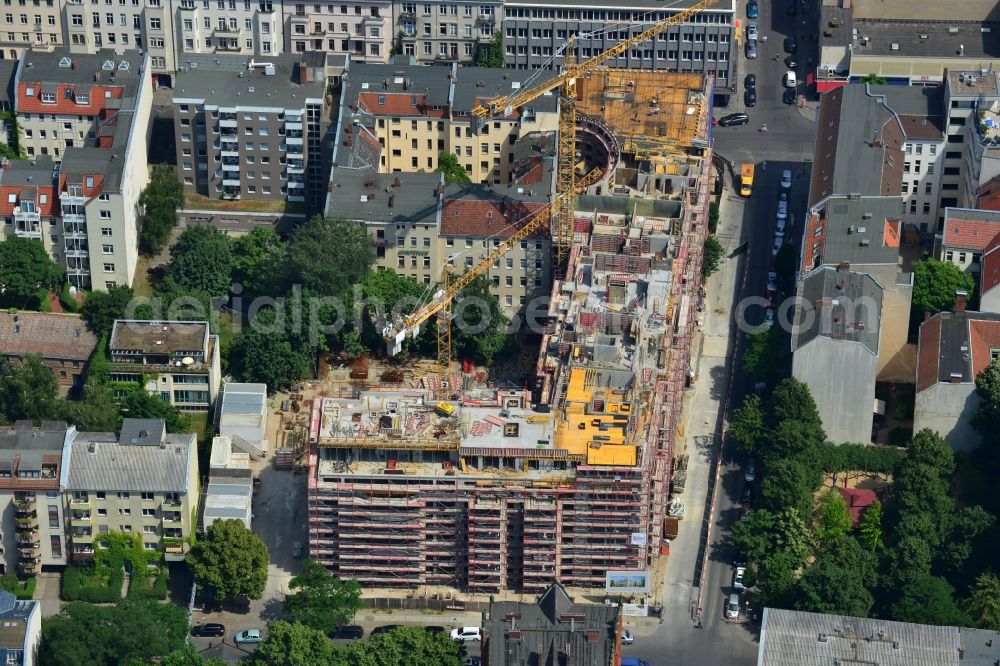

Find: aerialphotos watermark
<box><xmin>115</xmin><ymin>285</ymin><xmax>882</xmax><ymax>341</ymax></box>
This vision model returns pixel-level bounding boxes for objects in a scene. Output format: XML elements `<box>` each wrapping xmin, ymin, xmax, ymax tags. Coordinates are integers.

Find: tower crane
<box><xmin>471</xmin><ymin>0</ymin><xmax>719</xmax><ymax>264</ymax></box>
<box><xmin>383</xmin><ymin>168</ymin><xmax>602</xmax><ymax>376</ymax></box>
<box><xmin>385</xmin><ymin>0</ymin><xmax>719</xmax><ymax>378</ymax></box>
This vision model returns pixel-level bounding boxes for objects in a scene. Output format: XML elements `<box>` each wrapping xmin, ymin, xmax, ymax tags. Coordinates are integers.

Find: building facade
<box><xmin>393</xmin><ymin>0</ymin><xmax>499</xmax><ymax>63</ymax></box>
<box><xmin>62</xmin><ymin>419</ymin><xmax>199</xmax><ymax>563</ymax></box>
<box><xmin>0</xmin><ymin>311</ymin><xmax>97</xmax><ymax>391</ymax></box>
<box><xmin>501</xmin><ymin>0</ymin><xmax>736</xmax><ymax>95</ymax></box>
<box><xmin>0</xmin><ymin>592</ymin><xmax>40</xmax><ymax>666</ymax></box>
<box><xmin>0</xmin><ymin>0</ymin><xmax>63</xmax><ymax>63</ymax></box>
<box><xmin>173</xmin><ymin>52</ymin><xmax>333</xmax><ymax>210</ymax></box>
<box><xmin>283</xmin><ymin>0</ymin><xmax>391</xmax><ymax>62</ymax></box>
<box><xmin>173</xmin><ymin>0</ymin><xmax>281</xmax><ymax>60</ymax></box>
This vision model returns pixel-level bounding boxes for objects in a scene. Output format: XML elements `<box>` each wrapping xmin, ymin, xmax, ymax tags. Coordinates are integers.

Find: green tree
<box><xmin>187</xmin><ymin>519</ymin><xmax>268</xmax><ymax>600</ymax></box>
<box><xmin>814</xmin><ymin>489</ymin><xmax>852</xmax><ymax>543</ymax></box>
<box><xmin>231</xmin><ymin>227</ymin><xmax>286</xmax><ymax>297</ymax></box>
<box><xmin>967</xmin><ymin>572</ymin><xmax>1000</xmax><ymax>631</ymax></box>
<box><xmin>973</xmin><ymin>358</ymin><xmax>1000</xmax><ymax>447</ymax></box>
<box><xmin>861</xmin><ymin>73</ymin><xmax>887</xmax><ymax>85</ymax></box>
<box><xmin>758</xmin><ymin>456</ymin><xmax>816</xmax><ymax>518</ymax></box>
<box><xmin>40</xmin><ymin>599</ymin><xmax>189</xmax><ymax>666</ymax></box>
<box><xmin>331</xmin><ymin>626</ymin><xmax>463</xmax><ymax>666</ymax></box>
<box><xmin>741</xmin><ymin>327</ymin><xmax>786</xmax><ymax>381</ymax></box>
<box><xmin>451</xmin><ymin>274</ymin><xmax>510</xmax><ymax>364</ymax></box>
<box><xmin>167</xmin><ymin>225</ymin><xmax>233</xmax><ymax>297</ymax></box>
<box><xmin>254</xmin><ymin>621</ymin><xmax>334</xmax><ymax>666</ymax></box>
<box><xmin>435</xmin><ymin>152</ymin><xmax>471</xmax><ymax>184</ymax></box>
<box><xmin>228</xmin><ymin>328</ymin><xmax>310</xmax><ymax>390</ymax></box>
<box><xmin>774</xmin><ymin>243</ymin><xmax>797</xmax><ymax>282</ymax></box>
<box><xmin>912</xmin><ymin>258</ymin><xmax>975</xmax><ymax>316</ymax></box>
<box><xmin>908</xmin><ymin>428</ymin><xmax>957</xmax><ymax>475</ymax></box>
<box><xmin>728</xmin><ymin>394</ymin><xmax>766</xmax><ymax>456</ymax></box>
<box><xmin>81</xmin><ymin>286</ymin><xmax>135</xmax><ymax>336</ymax></box>
<box><xmin>891</xmin><ymin>574</ymin><xmax>973</xmax><ymax>626</ymax></box>
<box><xmin>283</xmin><ymin>560</ymin><xmax>362</xmax><ymax>634</ymax></box>
<box><xmin>728</xmin><ymin>508</ymin><xmax>815</xmax><ymax>565</ymax></box>
<box><xmin>769</xmin><ymin>377</ymin><xmax>826</xmax><ymax>433</ymax></box>
<box><xmin>708</xmin><ymin>202</ymin><xmax>720</xmax><ymax>234</ymax></box>
<box><xmin>0</xmin><ymin>236</ymin><xmax>62</xmax><ymax>306</ymax></box>
<box><xmin>473</xmin><ymin>31</ymin><xmax>504</xmax><ymax>67</ymax></box>
<box><xmin>939</xmin><ymin>505</ymin><xmax>994</xmax><ymax>575</ymax></box>
<box><xmin>858</xmin><ymin>499</ymin><xmax>884</xmax><ymax>552</ymax></box>
<box><xmin>701</xmin><ymin>236</ymin><xmax>724</xmax><ymax>279</ymax></box>
<box><xmin>359</xmin><ymin>270</ymin><xmax>430</xmax><ymax>353</ymax></box>
<box><xmin>0</xmin><ymin>356</ymin><xmax>60</xmax><ymax>424</ymax></box>
<box><xmin>60</xmin><ymin>379</ymin><xmax>120</xmax><ymax>431</ymax></box>
<box><xmin>284</xmin><ymin>215</ymin><xmax>375</xmax><ymax>297</ymax></box>
<box><xmin>795</xmin><ymin>535</ymin><xmax>877</xmax><ymax>617</ymax></box>
<box><xmin>116</xmin><ymin>385</ymin><xmax>189</xmax><ymax>433</ymax></box>
<box><xmin>138</xmin><ymin>164</ymin><xmax>184</xmax><ymax>255</ymax></box>
<box><xmin>134</xmin><ymin>644</ymin><xmax>227</xmax><ymax>666</ymax></box>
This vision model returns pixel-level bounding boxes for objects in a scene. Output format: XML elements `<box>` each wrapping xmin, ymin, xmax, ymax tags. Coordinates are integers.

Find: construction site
<box><xmin>308</xmin><ymin>5</ymin><xmax>717</xmax><ymax>594</ymax></box>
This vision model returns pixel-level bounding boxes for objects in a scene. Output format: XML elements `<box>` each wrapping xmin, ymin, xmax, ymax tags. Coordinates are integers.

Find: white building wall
<box><xmin>913</xmin><ymin>382</ymin><xmax>982</xmax><ymax>451</ymax></box>
<box><xmin>902</xmin><ymin>138</ymin><xmax>945</xmax><ymax>232</ymax></box>
<box><xmin>792</xmin><ymin>337</ymin><xmax>878</xmax><ymax>444</ymax></box>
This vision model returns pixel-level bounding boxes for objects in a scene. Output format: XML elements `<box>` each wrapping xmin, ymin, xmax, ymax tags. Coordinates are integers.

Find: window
<box><xmin>119</xmin><ymin>507</ymin><xmax>131</xmax><ymax>515</ymax></box>
<box><xmin>142</xmin><ymin>525</ymin><xmax>156</xmax><ymax>533</ymax></box>
<box><xmin>97</xmin><ymin>508</ymin><xmax>107</xmax><ymax>516</ymax></box>
<box><xmin>50</xmin><ymin>535</ymin><xmax>62</xmax><ymax>558</ymax></box>
<box><xmin>148</xmin><ymin>16</ymin><xmax>159</xmax><ymax>28</ymax></box>
<box><xmin>118</xmin><ymin>491</ymin><xmax>129</xmax><ymax>499</ymax></box>
<box><xmin>100</xmin><ymin>227</ymin><xmax>112</xmax><ymax>236</ymax></box>
<box><xmin>103</xmin><ymin>263</ymin><xmax>115</xmax><ymax>273</ymax></box>
<box><xmin>141</xmin><ymin>492</ymin><xmax>154</xmax><ymax>501</ymax></box>
<box><xmin>48</xmin><ymin>505</ymin><xmax>59</xmax><ymax>527</ymax></box>
<box><xmin>96</xmin><ymin>491</ymin><xmax>106</xmax><ymax>500</ymax></box>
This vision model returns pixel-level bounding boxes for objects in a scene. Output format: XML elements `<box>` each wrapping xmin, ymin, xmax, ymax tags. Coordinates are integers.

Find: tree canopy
<box><xmin>81</xmin><ymin>286</ymin><xmax>135</xmax><ymax>336</ymax></box>
<box><xmin>136</xmin><ymin>644</ymin><xmax>226</xmax><ymax>666</ymax></box>
<box><xmin>253</xmin><ymin>621</ymin><xmax>335</xmax><ymax>666</ymax></box>
<box><xmin>283</xmin><ymin>560</ymin><xmax>362</xmax><ymax>635</ymax></box>
<box><xmin>283</xmin><ymin>215</ymin><xmax>375</xmax><ymax>297</ymax></box>
<box><xmin>138</xmin><ymin>164</ymin><xmax>184</xmax><ymax>255</ymax></box>
<box><xmin>973</xmin><ymin>358</ymin><xmax>1000</xmax><ymax>449</ymax></box>
<box><xmin>968</xmin><ymin>572</ymin><xmax>1000</xmax><ymax>631</ymax></box>
<box><xmin>728</xmin><ymin>394</ymin><xmax>766</xmax><ymax>456</ymax></box>
<box><xmin>231</xmin><ymin>227</ymin><xmax>286</xmax><ymax>297</ymax></box>
<box><xmin>187</xmin><ymin>519</ymin><xmax>269</xmax><ymax>600</ymax></box>
<box><xmin>451</xmin><ymin>275</ymin><xmax>511</xmax><ymax>364</ymax></box>
<box><xmin>435</xmin><ymin>152</ymin><xmax>470</xmax><ymax>184</ymax></box>
<box><xmin>116</xmin><ymin>385</ymin><xmax>190</xmax><ymax>433</ymax></box>
<box><xmin>167</xmin><ymin>225</ymin><xmax>233</xmax><ymax>297</ymax></box>
<box><xmin>912</xmin><ymin>258</ymin><xmax>975</xmax><ymax>316</ymax></box>
<box><xmin>701</xmin><ymin>236</ymin><xmax>724</xmax><ymax>279</ymax></box>
<box><xmin>228</xmin><ymin>327</ymin><xmax>310</xmax><ymax>391</ymax></box>
<box><xmin>0</xmin><ymin>356</ymin><xmax>61</xmax><ymax>424</ymax></box>
<box><xmin>795</xmin><ymin>535</ymin><xmax>877</xmax><ymax>617</ymax></box>
<box><xmin>741</xmin><ymin>327</ymin><xmax>787</xmax><ymax>384</ymax></box>
<box><xmin>891</xmin><ymin>574</ymin><xmax>973</xmax><ymax>627</ymax></box>
<box><xmin>473</xmin><ymin>32</ymin><xmax>504</xmax><ymax>67</ymax></box>
<box><xmin>39</xmin><ymin>599</ymin><xmax>189</xmax><ymax>666</ymax></box>
<box><xmin>813</xmin><ymin>489</ymin><xmax>853</xmax><ymax>544</ymax></box>
<box><xmin>330</xmin><ymin>626</ymin><xmax>464</xmax><ymax>666</ymax></box>
<box><xmin>0</xmin><ymin>236</ymin><xmax>62</xmax><ymax>306</ymax></box>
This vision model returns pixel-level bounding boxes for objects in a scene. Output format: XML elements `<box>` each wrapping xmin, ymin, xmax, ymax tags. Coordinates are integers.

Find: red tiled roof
<box><xmin>440</xmin><ymin>199</ymin><xmax>548</xmax><ymax>238</ymax></box>
<box><xmin>897</xmin><ymin>114</ymin><xmax>944</xmax><ymax>140</ymax></box>
<box><xmin>0</xmin><ymin>312</ymin><xmax>98</xmax><ymax>360</ymax></box>
<box><xmin>837</xmin><ymin>486</ymin><xmax>878</xmax><ymax>528</ymax></box>
<box><xmin>982</xmin><ymin>234</ymin><xmax>1000</xmax><ymax>296</ymax></box>
<box><xmin>942</xmin><ymin>218</ymin><xmax>1000</xmax><ymax>252</ymax></box>
<box><xmin>515</xmin><ymin>157</ymin><xmax>544</xmax><ymax>187</ymax></box>
<box><xmin>978</xmin><ymin>175</ymin><xmax>1000</xmax><ymax>211</ymax></box>
<box><xmin>970</xmin><ymin>319</ymin><xmax>1000</xmax><ymax>377</ymax></box>
<box><xmin>916</xmin><ymin>315</ymin><xmax>942</xmax><ymax>392</ymax></box>
<box><xmin>0</xmin><ymin>184</ymin><xmax>58</xmax><ymax>216</ymax></box>
<box><xmin>58</xmin><ymin>172</ymin><xmax>104</xmax><ymax>199</ymax></box>
<box><xmin>16</xmin><ymin>82</ymin><xmax>122</xmax><ymax>116</ymax></box>
<box><xmin>357</xmin><ymin>92</ymin><xmax>448</xmax><ymax>118</ymax></box>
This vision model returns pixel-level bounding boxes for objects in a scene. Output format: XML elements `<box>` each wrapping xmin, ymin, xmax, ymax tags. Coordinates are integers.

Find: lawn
<box><xmin>184</xmin><ymin>193</ymin><xmax>306</xmax><ymax>215</ymax></box>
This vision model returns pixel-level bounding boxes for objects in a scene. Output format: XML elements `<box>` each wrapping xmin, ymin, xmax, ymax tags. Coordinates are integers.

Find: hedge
<box><xmin>0</xmin><ymin>574</ymin><xmax>35</xmax><ymax>600</ymax></box>
<box><xmin>815</xmin><ymin>442</ymin><xmax>903</xmax><ymax>475</ymax></box>
<box><xmin>127</xmin><ymin>570</ymin><xmax>168</xmax><ymax>601</ymax></box>
<box><xmin>61</xmin><ymin>566</ymin><xmax>123</xmax><ymax>603</ymax></box>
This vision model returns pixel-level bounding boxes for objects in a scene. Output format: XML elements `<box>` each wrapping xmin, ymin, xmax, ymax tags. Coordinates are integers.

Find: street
<box><xmin>624</xmin><ymin>0</ymin><xmax>819</xmax><ymax>662</ymax></box>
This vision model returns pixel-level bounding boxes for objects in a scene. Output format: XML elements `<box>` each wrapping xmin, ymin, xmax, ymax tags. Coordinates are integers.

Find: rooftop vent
<box><xmin>949</xmin><ymin>27</ymin><xmax>960</xmax><ymax>33</ymax></box>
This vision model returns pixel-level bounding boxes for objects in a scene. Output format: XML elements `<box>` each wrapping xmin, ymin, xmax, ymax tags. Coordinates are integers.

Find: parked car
<box><xmin>776</xmin><ymin>218</ymin><xmax>786</xmax><ymax>235</ymax></box>
<box><xmin>786</xmin><ymin>56</ymin><xmax>799</xmax><ymax>69</ymax></box>
<box><xmin>424</xmin><ymin>626</ymin><xmax>446</xmax><ymax>634</ymax></box>
<box><xmin>622</xmin><ymin>628</ymin><xmax>635</xmax><ymax>645</ymax></box>
<box><xmin>784</xmin><ymin>70</ymin><xmax>797</xmax><ymax>88</ymax></box>
<box><xmin>764</xmin><ymin>308</ymin><xmax>775</xmax><ymax>327</ymax></box>
<box><xmin>733</xmin><ymin>566</ymin><xmax>747</xmax><ymax>590</ymax></box>
<box><xmin>740</xmin><ymin>507</ymin><xmax>752</xmax><ymax>521</ymax></box>
<box><xmin>780</xmin><ymin>169</ymin><xmax>793</xmax><ymax>190</ymax></box>
<box><xmin>747</xmin><ymin>0</ymin><xmax>758</xmax><ymax>18</ymax></box>
<box><xmin>746</xmin><ymin>39</ymin><xmax>758</xmax><ymax>59</ymax></box>
<box><xmin>372</xmin><ymin>625</ymin><xmax>403</xmax><ymax>635</ymax></box>
<box><xmin>784</xmin><ymin>36</ymin><xmax>797</xmax><ymax>53</ymax></box>
<box><xmin>744</xmin><ymin>73</ymin><xmax>756</xmax><ymax>89</ymax></box>
<box><xmin>235</xmin><ymin>629</ymin><xmax>263</xmax><ymax>645</ymax></box>
<box><xmin>334</xmin><ymin>625</ymin><xmax>365</xmax><ymax>640</ymax></box>
<box><xmin>741</xmin><ymin>484</ymin><xmax>753</xmax><ymax>506</ymax></box>
<box><xmin>746</xmin><ymin>22</ymin><xmax>758</xmax><ymax>41</ymax></box>
<box><xmin>725</xmin><ymin>593</ymin><xmax>741</xmax><ymax>620</ymax></box>
<box><xmin>766</xmin><ymin>272</ymin><xmax>778</xmax><ymax>295</ymax></box>
<box><xmin>292</xmin><ymin>541</ymin><xmax>303</xmax><ymax>558</ymax></box>
<box><xmin>783</xmin><ymin>87</ymin><xmax>797</xmax><ymax>105</ymax></box>
<box><xmin>777</xmin><ymin>199</ymin><xmax>789</xmax><ymax>220</ymax></box>
<box><xmin>465</xmin><ymin>658</ymin><xmax>482</xmax><ymax>666</ymax></box>
<box><xmin>744</xmin><ymin>88</ymin><xmax>757</xmax><ymax>107</ymax></box>
<box><xmin>191</xmin><ymin>624</ymin><xmax>226</xmax><ymax>638</ymax></box>
<box><xmin>718</xmin><ymin>112</ymin><xmax>750</xmax><ymax>127</ymax></box>
<box><xmin>744</xmin><ymin>458</ymin><xmax>756</xmax><ymax>483</ymax></box>
<box><xmin>772</xmin><ymin>237</ymin><xmax>783</xmax><ymax>256</ymax></box>
<box><xmin>451</xmin><ymin>627</ymin><xmax>482</xmax><ymax>642</ymax></box>
<box><xmin>786</xmin><ymin>0</ymin><xmax>797</xmax><ymax>15</ymax></box>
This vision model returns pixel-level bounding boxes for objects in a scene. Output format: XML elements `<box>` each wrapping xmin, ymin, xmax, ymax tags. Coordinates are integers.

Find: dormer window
<box><xmin>102</xmin><ymin>59</ymin><xmax>114</xmax><ymax>71</ymax></box>
<box><xmin>20</xmin><ymin>200</ymin><xmax>36</xmax><ymax>213</ymax></box>
<box><xmin>40</xmin><ymin>91</ymin><xmax>55</xmax><ymax>103</ymax></box>
<box><xmin>118</xmin><ymin>61</ymin><xmax>129</xmax><ymax>71</ymax></box>
<box><xmin>25</xmin><ymin>86</ymin><xmax>34</xmax><ymax>96</ymax></box>
<box><xmin>76</xmin><ymin>94</ymin><xmax>89</xmax><ymax>105</ymax></box>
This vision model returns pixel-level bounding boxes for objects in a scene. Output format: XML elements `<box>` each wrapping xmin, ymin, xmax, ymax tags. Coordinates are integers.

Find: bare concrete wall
<box><xmin>913</xmin><ymin>383</ymin><xmax>983</xmax><ymax>451</ymax></box>
<box><xmin>793</xmin><ymin>337</ymin><xmax>878</xmax><ymax>444</ymax></box>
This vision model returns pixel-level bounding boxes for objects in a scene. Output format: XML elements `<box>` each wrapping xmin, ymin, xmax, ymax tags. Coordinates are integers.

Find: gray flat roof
<box><xmin>820</xmin><ymin>3</ymin><xmax>853</xmax><ymax>48</ymax></box>
<box><xmin>66</xmin><ymin>432</ymin><xmax>194</xmax><ymax>492</ymax></box>
<box><xmin>328</xmin><ymin>166</ymin><xmax>441</xmax><ymax>225</ymax></box>
<box><xmin>0</xmin><ymin>156</ymin><xmax>57</xmax><ymax>187</ymax></box>
<box><xmin>758</xmin><ymin>607</ymin><xmax>977</xmax><ymax>665</ymax></box>
<box><xmin>20</xmin><ymin>49</ymin><xmax>143</xmax><ymax>100</ymax></box>
<box><xmin>818</xmin><ymin>196</ymin><xmax>903</xmax><ymax>268</ymax></box>
<box><xmin>853</xmin><ymin>18</ymin><xmax>1000</xmax><ymax>59</ymax></box>
<box><xmin>174</xmin><ymin>54</ymin><xmax>324</xmax><ymax>107</ymax></box>
<box><xmin>342</xmin><ymin>62</ymin><xmax>453</xmax><ymax>112</ymax></box>
<box><xmin>0</xmin><ymin>424</ymin><xmax>66</xmax><ymax>453</ymax></box>
<box><xmin>853</xmin><ymin>0</ymin><xmax>1000</xmax><ymax>21</ymax></box>
<box><xmin>504</xmin><ymin>0</ymin><xmax>734</xmax><ymax>10</ymax></box>
<box><xmin>220</xmin><ymin>384</ymin><xmax>267</xmax><ymax>416</ymax></box>
<box><xmin>827</xmin><ymin>86</ymin><xmax>899</xmax><ymax>198</ymax></box>
<box><xmin>794</xmin><ymin>266</ymin><xmax>883</xmax><ymax>356</ymax></box>
<box><xmin>452</xmin><ymin>67</ymin><xmax>558</xmax><ymax>115</ymax></box>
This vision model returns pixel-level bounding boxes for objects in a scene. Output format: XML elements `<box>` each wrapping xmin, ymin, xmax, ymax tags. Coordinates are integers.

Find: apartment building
<box><xmin>0</xmin><ymin>0</ymin><xmax>63</xmax><ymax>63</ymax></box>
<box><xmin>62</xmin><ymin>0</ymin><xmax>175</xmax><ymax>83</ymax></box>
<box><xmin>0</xmin><ymin>155</ymin><xmax>61</xmax><ymax>259</ymax></box>
<box><xmin>501</xmin><ymin>0</ymin><xmax>736</xmax><ymax>98</ymax></box>
<box><xmin>0</xmin><ymin>421</ymin><xmax>72</xmax><ymax>577</ymax></box>
<box><xmin>173</xmin><ymin>0</ymin><xmax>281</xmax><ymax>60</ymax></box>
<box><xmin>283</xmin><ymin>0</ymin><xmax>390</xmax><ymax>62</ymax></box>
<box><xmin>173</xmin><ymin>52</ymin><xmax>333</xmax><ymax>210</ymax></box>
<box><xmin>0</xmin><ymin>592</ymin><xmax>40</xmax><ymax>666</ymax></box>
<box><xmin>393</xmin><ymin>0</ymin><xmax>499</xmax><ymax>63</ymax></box>
<box><xmin>334</xmin><ymin>61</ymin><xmax>558</xmax><ymax>182</ymax></box>
<box><xmin>62</xmin><ymin>419</ymin><xmax>199</xmax><ymax>563</ymax></box>
<box><xmin>0</xmin><ymin>311</ymin><xmax>98</xmax><ymax>391</ymax></box>
<box><xmin>108</xmin><ymin>319</ymin><xmax>221</xmax><ymax>411</ymax></box>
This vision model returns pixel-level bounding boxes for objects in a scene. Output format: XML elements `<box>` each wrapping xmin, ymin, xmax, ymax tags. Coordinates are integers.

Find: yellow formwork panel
<box><xmin>586</xmin><ymin>444</ymin><xmax>637</xmax><ymax>466</ymax></box>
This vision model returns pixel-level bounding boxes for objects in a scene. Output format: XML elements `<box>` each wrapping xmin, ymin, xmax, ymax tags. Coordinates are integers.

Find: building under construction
<box><xmin>306</xmin><ymin>71</ymin><xmax>714</xmax><ymax>593</ymax></box>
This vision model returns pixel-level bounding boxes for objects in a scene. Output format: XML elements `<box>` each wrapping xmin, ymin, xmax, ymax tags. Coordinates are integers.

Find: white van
<box><xmin>784</xmin><ymin>71</ymin><xmax>797</xmax><ymax>88</ymax></box>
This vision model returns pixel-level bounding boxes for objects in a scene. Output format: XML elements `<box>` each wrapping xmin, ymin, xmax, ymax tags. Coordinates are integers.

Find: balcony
<box><xmin>72</xmin><ymin>548</ymin><xmax>95</xmax><ymax>561</ymax></box>
<box><xmin>61</xmin><ymin>191</ymin><xmax>86</xmax><ymax>205</ymax></box>
<box><xmin>220</xmin><ymin>133</ymin><xmax>239</xmax><ymax>144</ymax></box>
<box><xmin>222</xmin><ymin>188</ymin><xmax>240</xmax><ymax>201</ymax></box>
<box><xmin>17</xmin><ymin>541</ymin><xmax>39</xmax><ymax>558</ymax></box>
<box><xmin>63</xmin><ymin>226</ymin><xmax>87</xmax><ymax>240</ymax></box>
<box><xmin>288</xmin><ymin>194</ymin><xmax>305</xmax><ymax>203</ymax></box>
<box><xmin>13</xmin><ymin>207</ymin><xmax>40</xmax><ymax>223</ymax></box>
<box><xmin>287</xmin><ymin>180</ymin><xmax>305</xmax><ymax>190</ymax></box>
<box><xmin>15</xmin><ymin>514</ymin><xmax>37</xmax><ymax>530</ymax></box>
<box><xmin>213</xmin><ymin>26</ymin><xmax>241</xmax><ymax>36</ymax></box>
<box><xmin>287</xmin><ymin>161</ymin><xmax>305</xmax><ymax>174</ymax></box>
<box><xmin>72</xmin><ymin>532</ymin><xmax>94</xmax><ymax>543</ymax></box>
<box><xmin>13</xmin><ymin>225</ymin><xmax>41</xmax><ymax>239</ymax></box>
<box><xmin>164</xmin><ymin>541</ymin><xmax>189</xmax><ymax>561</ymax></box>
<box><xmin>475</xmin><ymin>15</ymin><xmax>494</xmax><ymax>26</ymax></box>
<box><xmin>67</xmin><ymin>266</ymin><xmax>91</xmax><ymax>276</ymax></box>
<box><xmin>285</xmin><ymin>120</ymin><xmax>303</xmax><ymax>131</ymax></box>
<box><xmin>215</xmin><ymin>40</ymin><xmax>241</xmax><ymax>52</ymax></box>
<box><xmin>398</xmin><ymin>10</ymin><xmax>415</xmax><ymax>21</ymax></box>
<box><xmin>17</xmin><ymin>559</ymin><xmax>38</xmax><ymax>575</ymax></box>
<box><xmin>222</xmin><ymin>177</ymin><xmax>241</xmax><ymax>187</ymax></box>
<box><xmin>221</xmin><ymin>149</ymin><xmax>239</xmax><ymax>158</ymax></box>
<box><xmin>361</xmin><ymin>14</ymin><xmax>384</xmax><ymax>26</ymax></box>
<box><xmin>71</xmin><ymin>515</ymin><xmax>91</xmax><ymax>527</ymax></box>
<box><xmin>219</xmin><ymin>116</ymin><xmax>238</xmax><ymax>128</ymax></box>
<box><xmin>13</xmin><ymin>498</ymin><xmax>35</xmax><ymax>513</ymax></box>
<box><xmin>65</xmin><ymin>249</ymin><xmax>89</xmax><ymax>259</ymax></box>
<box><xmin>70</xmin><ymin>499</ymin><xmax>89</xmax><ymax>510</ymax></box>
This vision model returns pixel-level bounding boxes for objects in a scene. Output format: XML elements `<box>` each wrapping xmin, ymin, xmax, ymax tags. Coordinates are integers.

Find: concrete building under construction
<box><xmin>306</xmin><ymin>71</ymin><xmax>714</xmax><ymax>593</ymax></box>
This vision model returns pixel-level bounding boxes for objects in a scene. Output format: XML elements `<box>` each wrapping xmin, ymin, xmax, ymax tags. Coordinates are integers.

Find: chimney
<box><xmin>950</xmin><ymin>372</ymin><xmax>964</xmax><ymax>383</ymax></box>
<box><xmin>955</xmin><ymin>290</ymin><xmax>967</xmax><ymax>313</ymax></box>
<box><xmin>837</xmin><ymin>261</ymin><xmax>850</xmax><ymax>272</ymax></box>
